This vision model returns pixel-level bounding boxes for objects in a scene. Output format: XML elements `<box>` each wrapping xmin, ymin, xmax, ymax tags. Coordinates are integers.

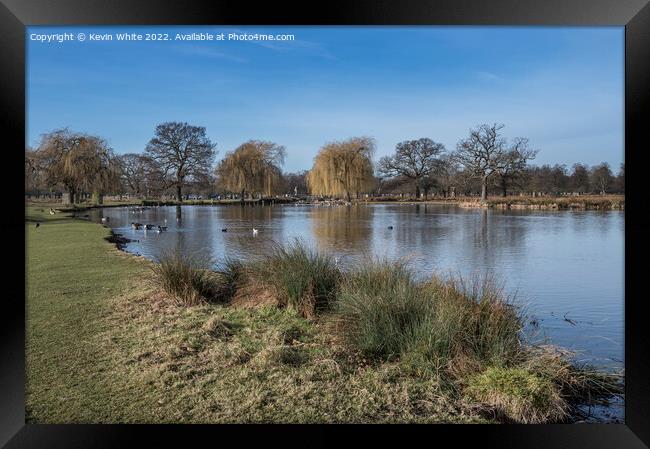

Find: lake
<box><xmin>96</xmin><ymin>203</ymin><xmax>624</xmax><ymax>417</ymax></box>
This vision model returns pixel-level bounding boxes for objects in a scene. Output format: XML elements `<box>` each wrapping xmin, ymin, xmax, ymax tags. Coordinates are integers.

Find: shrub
<box><xmin>151</xmin><ymin>250</ymin><xmax>218</xmax><ymax>306</ymax></box>
<box><xmin>253</xmin><ymin>239</ymin><xmax>341</xmax><ymax>318</ymax></box>
<box><xmin>465</xmin><ymin>366</ymin><xmax>566</xmax><ymax>423</ymax></box>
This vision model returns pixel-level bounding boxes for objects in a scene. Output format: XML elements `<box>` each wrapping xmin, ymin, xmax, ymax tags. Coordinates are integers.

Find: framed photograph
<box><xmin>3</xmin><ymin>0</ymin><xmax>649</xmax><ymax>447</ymax></box>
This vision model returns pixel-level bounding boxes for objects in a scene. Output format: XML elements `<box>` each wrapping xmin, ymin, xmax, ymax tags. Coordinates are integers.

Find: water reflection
<box><xmin>311</xmin><ymin>205</ymin><xmax>373</xmax><ymax>254</ymax></box>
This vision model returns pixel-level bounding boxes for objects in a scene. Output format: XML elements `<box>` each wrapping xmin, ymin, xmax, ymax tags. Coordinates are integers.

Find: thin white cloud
<box><xmin>475</xmin><ymin>71</ymin><xmax>504</xmax><ymax>82</ymax></box>
<box><xmin>227</xmin><ymin>28</ymin><xmax>337</xmax><ymax>60</ymax></box>
<box><xmin>173</xmin><ymin>45</ymin><xmax>248</xmax><ymax>63</ymax></box>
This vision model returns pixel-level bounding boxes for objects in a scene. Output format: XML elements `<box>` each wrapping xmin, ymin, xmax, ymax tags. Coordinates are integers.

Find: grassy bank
<box><xmin>26</xmin><ymin>209</ymin><xmax>621</xmax><ymax>423</ymax></box>
<box><xmin>458</xmin><ymin>195</ymin><xmax>624</xmax><ymax>210</ymax></box>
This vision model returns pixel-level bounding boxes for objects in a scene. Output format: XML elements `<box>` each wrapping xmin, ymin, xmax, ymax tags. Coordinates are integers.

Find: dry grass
<box><xmin>456</xmin><ymin>195</ymin><xmax>625</xmax><ymax>210</ymax></box>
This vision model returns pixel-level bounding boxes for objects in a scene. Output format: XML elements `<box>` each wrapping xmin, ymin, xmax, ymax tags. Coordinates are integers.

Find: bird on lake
<box><xmin>131</xmin><ymin>222</ymin><xmax>142</xmax><ymax>230</ymax></box>
<box><xmin>35</xmin><ymin>222</ymin><xmax>40</xmax><ymax>228</ymax></box>
<box><xmin>252</xmin><ymin>228</ymin><xmax>258</xmax><ymax>236</ymax></box>
<box><xmin>387</xmin><ymin>226</ymin><xmax>394</xmax><ymax>230</ymax></box>
<box><xmin>156</xmin><ymin>226</ymin><xmax>167</xmax><ymax>233</ymax></box>
<box><xmin>222</xmin><ymin>228</ymin><xmax>228</xmax><ymax>232</ymax></box>
<box><xmin>143</xmin><ymin>224</ymin><xmax>153</xmax><ymax>230</ymax></box>
<box><xmin>49</xmin><ymin>208</ymin><xmax>56</xmax><ymax>215</ymax></box>
<box><xmin>101</xmin><ymin>217</ymin><xmax>110</xmax><ymax>223</ymax></box>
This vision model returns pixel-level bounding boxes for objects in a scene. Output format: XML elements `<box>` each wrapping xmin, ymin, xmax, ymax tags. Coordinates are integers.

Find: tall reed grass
<box><xmin>251</xmin><ymin>239</ymin><xmax>341</xmax><ymax>317</ymax></box>
<box><xmin>151</xmin><ymin>250</ymin><xmax>219</xmax><ymax>306</ymax></box>
<box><xmin>337</xmin><ymin>260</ymin><xmax>522</xmax><ymax>377</ymax></box>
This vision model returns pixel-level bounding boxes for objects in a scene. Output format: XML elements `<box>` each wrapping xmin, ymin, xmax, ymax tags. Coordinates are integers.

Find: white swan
<box><xmin>252</xmin><ymin>228</ymin><xmax>258</xmax><ymax>236</ymax></box>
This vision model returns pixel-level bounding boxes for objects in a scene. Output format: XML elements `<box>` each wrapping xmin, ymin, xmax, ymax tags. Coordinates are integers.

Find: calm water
<box><xmin>96</xmin><ymin>203</ymin><xmax>624</xmax><ymax>417</ymax></box>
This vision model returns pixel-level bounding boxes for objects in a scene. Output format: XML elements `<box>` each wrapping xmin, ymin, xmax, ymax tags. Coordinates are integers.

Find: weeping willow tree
<box><xmin>215</xmin><ymin>140</ymin><xmax>286</xmax><ymax>201</ymax></box>
<box><xmin>34</xmin><ymin>129</ymin><xmax>121</xmax><ymax>204</ymax></box>
<box><xmin>306</xmin><ymin>137</ymin><xmax>376</xmax><ymax>201</ymax></box>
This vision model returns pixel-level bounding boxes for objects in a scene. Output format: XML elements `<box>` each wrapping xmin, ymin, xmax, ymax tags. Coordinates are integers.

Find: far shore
<box><xmin>25</xmin><ymin>194</ymin><xmax>625</xmax><ymax>212</ymax></box>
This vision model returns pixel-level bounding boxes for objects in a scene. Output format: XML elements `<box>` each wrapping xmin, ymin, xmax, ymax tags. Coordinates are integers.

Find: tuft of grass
<box><xmin>336</xmin><ymin>260</ymin><xmax>425</xmax><ymax>359</ymax></box>
<box><xmin>252</xmin><ymin>239</ymin><xmax>341</xmax><ymax>318</ymax></box>
<box><xmin>465</xmin><ymin>366</ymin><xmax>566</xmax><ymax>423</ymax></box>
<box><xmin>521</xmin><ymin>346</ymin><xmax>623</xmax><ymax>418</ymax></box>
<box><xmin>151</xmin><ymin>250</ymin><xmax>219</xmax><ymax>306</ymax></box>
<box><xmin>215</xmin><ymin>258</ymin><xmax>246</xmax><ymax>301</ymax></box>
<box><xmin>337</xmin><ymin>261</ymin><xmax>523</xmax><ymax>380</ymax></box>
<box><xmin>421</xmin><ymin>276</ymin><xmax>523</xmax><ymax>375</ymax></box>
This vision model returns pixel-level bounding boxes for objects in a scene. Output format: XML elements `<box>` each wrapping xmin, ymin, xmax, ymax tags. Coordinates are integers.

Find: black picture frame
<box><xmin>2</xmin><ymin>0</ymin><xmax>649</xmax><ymax>447</ymax></box>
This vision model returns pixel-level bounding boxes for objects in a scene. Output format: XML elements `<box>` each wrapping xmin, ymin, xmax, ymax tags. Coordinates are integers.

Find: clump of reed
<box><xmin>215</xmin><ymin>257</ymin><xmax>246</xmax><ymax>301</ymax></box>
<box><xmin>250</xmin><ymin>239</ymin><xmax>341</xmax><ymax>318</ymax></box>
<box><xmin>151</xmin><ymin>250</ymin><xmax>221</xmax><ymax>306</ymax></box>
<box><xmin>336</xmin><ymin>261</ymin><xmax>522</xmax><ymax>378</ymax></box>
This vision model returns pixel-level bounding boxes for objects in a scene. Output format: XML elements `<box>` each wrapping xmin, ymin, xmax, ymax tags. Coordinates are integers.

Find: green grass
<box><xmin>26</xmin><ymin>206</ymin><xmax>149</xmax><ymax>422</ymax></box>
<box><xmin>465</xmin><ymin>366</ymin><xmax>566</xmax><ymax>423</ymax></box>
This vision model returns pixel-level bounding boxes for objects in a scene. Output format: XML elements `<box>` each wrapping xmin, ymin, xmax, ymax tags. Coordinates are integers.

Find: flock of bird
<box><xmin>130</xmin><ymin>222</ymin><xmax>168</xmax><ymax>233</ymax></box>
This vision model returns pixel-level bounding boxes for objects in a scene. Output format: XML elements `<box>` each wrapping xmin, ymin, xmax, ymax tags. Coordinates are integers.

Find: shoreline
<box><xmin>28</xmin><ymin>194</ymin><xmax>625</xmax><ymax>213</ymax></box>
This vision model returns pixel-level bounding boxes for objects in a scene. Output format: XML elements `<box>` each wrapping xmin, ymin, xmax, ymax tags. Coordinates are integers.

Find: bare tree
<box><xmin>615</xmin><ymin>163</ymin><xmax>625</xmax><ymax>193</ymax></box>
<box><xmin>215</xmin><ymin>140</ymin><xmax>286</xmax><ymax>201</ymax></box>
<box><xmin>494</xmin><ymin>137</ymin><xmax>538</xmax><ymax>197</ymax></box>
<box><xmin>25</xmin><ymin>148</ymin><xmax>43</xmax><ymax>194</ymax></box>
<box><xmin>144</xmin><ymin>122</ymin><xmax>216</xmax><ymax>203</ymax></box>
<box><xmin>436</xmin><ymin>155</ymin><xmax>460</xmax><ymax>197</ymax></box>
<box><xmin>569</xmin><ymin>163</ymin><xmax>590</xmax><ymax>194</ymax></box>
<box><xmin>590</xmin><ymin>162</ymin><xmax>614</xmax><ymax>195</ymax></box>
<box><xmin>306</xmin><ymin>137</ymin><xmax>375</xmax><ymax>202</ymax></box>
<box><xmin>454</xmin><ymin>124</ymin><xmax>536</xmax><ymax>201</ymax></box>
<box><xmin>117</xmin><ymin>153</ymin><xmax>153</xmax><ymax>197</ymax></box>
<box><xmin>281</xmin><ymin>170</ymin><xmax>308</xmax><ymax>196</ymax></box>
<box><xmin>378</xmin><ymin>138</ymin><xmax>446</xmax><ymax>198</ymax></box>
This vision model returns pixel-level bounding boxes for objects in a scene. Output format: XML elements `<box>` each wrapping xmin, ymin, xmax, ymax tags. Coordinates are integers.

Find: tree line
<box><xmin>25</xmin><ymin>121</ymin><xmax>624</xmax><ymax>204</ymax></box>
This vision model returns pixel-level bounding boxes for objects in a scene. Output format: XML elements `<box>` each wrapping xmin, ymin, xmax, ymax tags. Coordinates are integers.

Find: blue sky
<box><xmin>26</xmin><ymin>26</ymin><xmax>624</xmax><ymax>172</ymax></box>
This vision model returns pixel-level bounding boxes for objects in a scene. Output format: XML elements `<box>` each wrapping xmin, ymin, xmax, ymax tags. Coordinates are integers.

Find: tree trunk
<box><xmin>240</xmin><ymin>189</ymin><xmax>245</xmax><ymax>204</ymax></box>
<box><xmin>176</xmin><ymin>185</ymin><xmax>183</xmax><ymax>203</ymax></box>
<box><xmin>63</xmin><ymin>188</ymin><xmax>75</xmax><ymax>205</ymax></box>
<box><xmin>481</xmin><ymin>177</ymin><xmax>488</xmax><ymax>202</ymax></box>
<box><xmin>501</xmin><ymin>177</ymin><xmax>507</xmax><ymax>197</ymax></box>
<box><xmin>346</xmin><ymin>191</ymin><xmax>351</xmax><ymax>202</ymax></box>
<box><xmin>415</xmin><ymin>184</ymin><xmax>421</xmax><ymax>199</ymax></box>
<box><xmin>62</xmin><ymin>192</ymin><xmax>71</xmax><ymax>205</ymax></box>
